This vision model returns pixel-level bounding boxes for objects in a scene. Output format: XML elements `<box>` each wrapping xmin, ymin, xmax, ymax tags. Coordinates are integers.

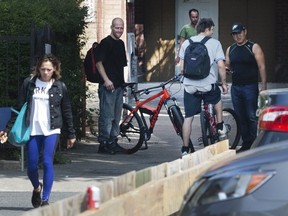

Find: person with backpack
<box><xmin>225</xmin><ymin>23</ymin><xmax>267</xmax><ymax>152</ymax></box>
<box><xmin>178</xmin><ymin>18</ymin><xmax>228</xmax><ymax>156</ymax></box>
<box><xmin>94</xmin><ymin>17</ymin><xmax>127</xmax><ymax>154</ymax></box>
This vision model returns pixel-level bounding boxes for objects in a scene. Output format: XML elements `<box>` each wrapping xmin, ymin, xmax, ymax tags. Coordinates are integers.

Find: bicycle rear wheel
<box><xmin>168</xmin><ymin>105</ymin><xmax>195</xmax><ymax>152</ymax></box>
<box><xmin>222</xmin><ymin>108</ymin><xmax>240</xmax><ymax>149</ymax></box>
<box><xmin>118</xmin><ymin>103</ymin><xmax>144</xmax><ymax>154</ymax></box>
<box><xmin>200</xmin><ymin>111</ymin><xmax>216</xmax><ymax>147</ymax></box>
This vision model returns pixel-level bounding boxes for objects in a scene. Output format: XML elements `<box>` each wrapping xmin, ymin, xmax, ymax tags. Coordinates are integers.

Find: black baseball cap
<box><xmin>231</xmin><ymin>23</ymin><xmax>246</xmax><ymax>34</ymax></box>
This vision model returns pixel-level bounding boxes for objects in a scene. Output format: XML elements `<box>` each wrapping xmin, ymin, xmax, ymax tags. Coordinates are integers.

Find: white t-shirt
<box><xmin>30</xmin><ymin>78</ymin><xmax>61</xmax><ymax>136</ymax></box>
<box><xmin>179</xmin><ymin>35</ymin><xmax>225</xmax><ymax>93</ymax></box>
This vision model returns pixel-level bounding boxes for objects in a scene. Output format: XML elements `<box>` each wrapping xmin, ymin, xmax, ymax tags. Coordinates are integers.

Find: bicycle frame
<box><xmin>121</xmin><ymin>76</ymin><xmax>183</xmax><ymax>148</ymax></box>
<box><xmin>138</xmin><ymin>88</ymin><xmax>172</xmax><ymax>132</ymax></box>
<box><xmin>119</xmin><ymin>75</ymin><xmax>196</xmax><ymax>153</ymax></box>
<box><xmin>203</xmin><ymin>104</ymin><xmax>217</xmax><ymax>136</ymax></box>
<box><xmin>123</xmin><ymin>84</ymin><xmax>177</xmax><ymax>141</ymax></box>
<box><xmin>196</xmin><ymin>88</ymin><xmax>222</xmax><ymax>146</ymax></box>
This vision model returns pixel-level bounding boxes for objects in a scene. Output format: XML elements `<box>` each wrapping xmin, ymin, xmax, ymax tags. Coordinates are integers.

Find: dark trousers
<box><xmin>231</xmin><ymin>83</ymin><xmax>259</xmax><ymax>149</ymax></box>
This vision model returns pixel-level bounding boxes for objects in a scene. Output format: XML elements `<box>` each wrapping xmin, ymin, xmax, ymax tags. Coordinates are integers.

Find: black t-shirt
<box><xmin>95</xmin><ymin>35</ymin><xmax>127</xmax><ymax>88</ymax></box>
<box><xmin>229</xmin><ymin>40</ymin><xmax>259</xmax><ymax>85</ymax></box>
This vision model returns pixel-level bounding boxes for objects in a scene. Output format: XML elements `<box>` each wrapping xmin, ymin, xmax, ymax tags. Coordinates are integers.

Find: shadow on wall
<box><xmin>145</xmin><ymin>39</ymin><xmax>175</xmax><ymax>82</ymax></box>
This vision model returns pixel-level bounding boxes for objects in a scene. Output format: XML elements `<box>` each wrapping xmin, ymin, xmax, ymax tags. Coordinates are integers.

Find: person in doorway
<box><xmin>95</xmin><ymin>17</ymin><xmax>127</xmax><ymax>154</ymax></box>
<box><xmin>175</xmin><ymin>8</ymin><xmax>199</xmax><ymax>64</ymax></box>
<box><xmin>0</xmin><ymin>54</ymin><xmax>76</xmax><ymax>207</ymax></box>
<box><xmin>225</xmin><ymin>23</ymin><xmax>267</xmax><ymax>152</ymax></box>
<box><xmin>178</xmin><ymin>18</ymin><xmax>228</xmax><ymax>156</ymax></box>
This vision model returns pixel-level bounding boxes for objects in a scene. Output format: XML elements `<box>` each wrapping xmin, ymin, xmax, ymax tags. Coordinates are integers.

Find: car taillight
<box><xmin>258</xmin><ymin>106</ymin><xmax>288</xmax><ymax>132</ymax></box>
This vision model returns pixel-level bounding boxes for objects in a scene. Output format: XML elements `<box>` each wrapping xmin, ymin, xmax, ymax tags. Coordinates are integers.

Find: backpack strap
<box><xmin>200</xmin><ymin>36</ymin><xmax>212</xmax><ymax>67</ymax></box>
<box><xmin>188</xmin><ymin>38</ymin><xmax>193</xmax><ymax>45</ymax></box>
<box><xmin>200</xmin><ymin>36</ymin><xmax>211</xmax><ymax>44</ymax></box>
<box><xmin>91</xmin><ymin>47</ymin><xmax>96</xmax><ymax>74</ymax></box>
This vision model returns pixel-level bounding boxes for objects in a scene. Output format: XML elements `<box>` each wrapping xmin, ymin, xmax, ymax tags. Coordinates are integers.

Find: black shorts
<box><xmin>184</xmin><ymin>85</ymin><xmax>221</xmax><ymax>118</ymax></box>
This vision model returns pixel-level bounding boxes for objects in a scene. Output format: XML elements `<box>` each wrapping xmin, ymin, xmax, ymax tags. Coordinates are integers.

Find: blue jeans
<box><xmin>98</xmin><ymin>85</ymin><xmax>124</xmax><ymax>143</ymax></box>
<box><xmin>231</xmin><ymin>84</ymin><xmax>259</xmax><ymax>149</ymax></box>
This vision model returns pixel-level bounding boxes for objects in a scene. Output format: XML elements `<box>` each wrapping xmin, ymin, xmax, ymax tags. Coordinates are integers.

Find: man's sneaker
<box><xmin>108</xmin><ymin>142</ymin><xmax>127</xmax><ymax>154</ymax></box>
<box><xmin>97</xmin><ymin>142</ymin><xmax>106</xmax><ymax>153</ymax></box>
<box><xmin>98</xmin><ymin>141</ymin><xmax>116</xmax><ymax>154</ymax></box>
<box><xmin>98</xmin><ymin>141</ymin><xmax>127</xmax><ymax>154</ymax></box>
<box><xmin>31</xmin><ymin>182</ymin><xmax>42</xmax><ymax>208</ymax></box>
<box><xmin>181</xmin><ymin>146</ymin><xmax>190</xmax><ymax>157</ymax></box>
<box><xmin>217</xmin><ymin>122</ymin><xmax>227</xmax><ymax>140</ymax></box>
<box><xmin>41</xmin><ymin>200</ymin><xmax>49</xmax><ymax>207</ymax></box>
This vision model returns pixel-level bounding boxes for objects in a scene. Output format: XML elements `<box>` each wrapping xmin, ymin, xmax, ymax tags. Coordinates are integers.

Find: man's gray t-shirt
<box><xmin>179</xmin><ymin>35</ymin><xmax>225</xmax><ymax>91</ymax></box>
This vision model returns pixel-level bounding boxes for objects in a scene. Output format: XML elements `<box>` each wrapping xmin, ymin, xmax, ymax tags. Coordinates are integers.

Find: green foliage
<box><xmin>0</xmin><ymin>147</ymin><xmax>21</xmax><ymax>161</ymax></box>
<box><xmin>0</xmin><ymin>0</ymin><xmax>89</xmax><ymax>140</ymax></box>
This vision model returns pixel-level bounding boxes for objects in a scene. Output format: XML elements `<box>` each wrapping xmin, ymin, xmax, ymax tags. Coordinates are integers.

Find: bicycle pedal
<box><xmin>140</xmin><ymin>146</ymin><xmax>148</xmax><ymax>150</ymax></box>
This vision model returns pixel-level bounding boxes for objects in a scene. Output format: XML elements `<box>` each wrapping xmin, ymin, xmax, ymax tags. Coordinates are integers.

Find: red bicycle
<box><xmin>118</xmin><ymin>75</ymin><xmax>194</xmax><ymax>154</ymax></box>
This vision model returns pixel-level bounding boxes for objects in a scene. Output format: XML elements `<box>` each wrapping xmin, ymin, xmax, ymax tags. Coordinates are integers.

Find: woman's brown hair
<box><xmin>32</xmin><ymin>54</ymin><xmax>62</xmax><ymax>80</ymax></box>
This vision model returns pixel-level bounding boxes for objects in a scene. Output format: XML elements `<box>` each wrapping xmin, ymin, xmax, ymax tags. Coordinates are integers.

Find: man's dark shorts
<box><xmin>184</xmin><ymin>85</ymin><xmax>221</xmax><ymax>118</ymax></box>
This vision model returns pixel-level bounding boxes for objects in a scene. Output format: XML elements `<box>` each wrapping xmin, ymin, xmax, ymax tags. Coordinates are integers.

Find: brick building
<box><xmin>83</xmin><ymin>0</ymin><xmax>288</xmax><ymax>83</ymax></box>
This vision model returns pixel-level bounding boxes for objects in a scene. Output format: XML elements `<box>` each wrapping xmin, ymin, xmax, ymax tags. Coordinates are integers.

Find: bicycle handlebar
<box><xmin>133</xmin><ymin>74</ymin><xmax>182</xmax><ymax>95</ymax></box>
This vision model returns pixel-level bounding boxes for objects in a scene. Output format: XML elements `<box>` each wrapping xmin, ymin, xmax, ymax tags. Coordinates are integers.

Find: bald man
<box><xmin>95</xmin><ymin>18</ymin><xmax>128</xmax><ymax>154</ymax></box>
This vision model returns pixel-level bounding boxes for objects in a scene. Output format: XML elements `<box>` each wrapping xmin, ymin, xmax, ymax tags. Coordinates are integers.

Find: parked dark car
<box><xmin>178</xmin><ymin>141</ymin><xmax>288</xmax><ymax>216</ymax></box>
<box><xmin>251</xmin><ymin>88</ymin><xmax>288</xmax><ymax>148</ymax></box>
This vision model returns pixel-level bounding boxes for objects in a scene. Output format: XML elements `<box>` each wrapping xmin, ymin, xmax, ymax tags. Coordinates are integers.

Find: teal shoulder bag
<box><xmin>8</xmin><ymin>102</ymin><xmax>31</xmax><ymax>146</ymax></box>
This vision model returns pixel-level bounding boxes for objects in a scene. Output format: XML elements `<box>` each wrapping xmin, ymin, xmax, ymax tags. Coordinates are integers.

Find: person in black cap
<box><xmin>231</xmin><ymin>23</ymin><xmax>246</xmax><ymax>34</ymax></box>
<box><xmin>225</xmin><ymin>22</ymin><xmax>267</xmax><ymax>152</ymax></box>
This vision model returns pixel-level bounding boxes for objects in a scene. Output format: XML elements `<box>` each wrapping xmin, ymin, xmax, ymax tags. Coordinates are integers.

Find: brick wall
<box><xmin>83</xmin><ymin>0</ymin><xmax>127</xmax><ymax>56</ymax></box>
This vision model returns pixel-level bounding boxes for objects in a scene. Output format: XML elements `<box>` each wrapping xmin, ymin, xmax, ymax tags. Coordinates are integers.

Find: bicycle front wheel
<box><xmin>200</xmin><ymin>111</ymin><xmax>216</xmax><ymax>147</ymax></box>
<box><xmin>222</xmin><ymin>108</ymin><xmax>240</xmax><ymax>149</ymax></box>
<box><xmin>119</xmin><ymin>103</ymin><xmax>144</xmax><ymax>154</ymax></box>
